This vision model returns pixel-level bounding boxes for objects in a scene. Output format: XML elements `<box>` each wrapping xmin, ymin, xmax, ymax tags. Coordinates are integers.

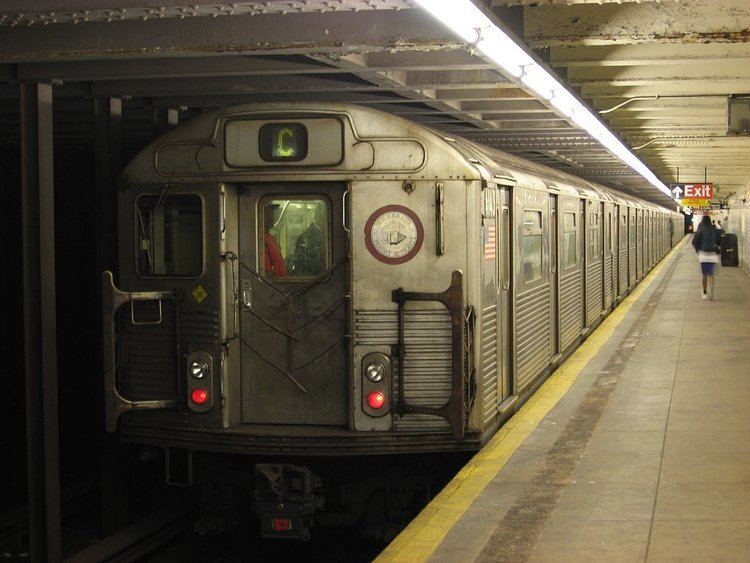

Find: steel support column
<box><xmin>21</xmin><ymin>81</ymin><xmax>61</xmax><ymax>563</ymax></box>
<box><xmin>94</xmin><ymin>96</ymin><xmax>127</xmax><ymax>536</ymax></box>
<box><xmin>94</xmin><ymin>97</ymin><xmax>121</xmax><ymax>272</ymax></box>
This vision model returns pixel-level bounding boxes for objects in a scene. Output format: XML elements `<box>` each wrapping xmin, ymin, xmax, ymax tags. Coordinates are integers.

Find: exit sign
<box><xmin>669</xmin><ymin>183</ymin><xmax>714</xmax><ymax>200</ymax></box>
<box><xmin>684</xmin><ymin>183</ymin><xmax>714</xmax><ymax>198</ymax></box>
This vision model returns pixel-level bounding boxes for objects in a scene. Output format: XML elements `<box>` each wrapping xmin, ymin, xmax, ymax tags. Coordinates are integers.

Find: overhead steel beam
<box><xmin>11</xmin><ymin>50</ymin><xmax>496</xmax><ymax>82</ymax></box>
<box><xmin>0</xmin><ymin>10</ymin><xmax>460</xmax><ymax>63</ymax></box>
<box><xmin>307</xmin><ymin>52</ymin><xmax>493</xmax><ymax>129</ymax></box>
<box><xmin>21</xmin><ymin>81</ymin><xmax>61</xmax><ymax>563</ymax></box>
<box><xmin>549</xmin><ymin>43</ymin><xmax>750</xmax><ymax>68</ymax></box>
<box><xmin>567</xmin><ymin>62</ymin><xmax>750</xmax><ymax>85</ymax></box>
<box><xmin>92</xmin><ymin>75</ymin><xmax>385</xmax><ymax>97</ymax></box>
<box><xmin>581</xmin><ymin>81</ymin><xmax>750</xmax><ymax>97</ymax></box>
<box><xmin>523</xmin><ymin>0</ymin><xmax>750</xmax><ymax>47</ymax></box>
<box><xmin>150</xmin><ymin>91</ymin><xmax>418</xmax><ymax>108</ymax></box>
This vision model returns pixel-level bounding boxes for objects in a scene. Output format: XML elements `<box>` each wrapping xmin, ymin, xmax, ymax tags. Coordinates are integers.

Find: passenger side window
<box><xmin>589</xmin><ymin>212</ymin><xmax>599</xmax><ymax>259</ymax></box>
<box><xmin>620</xmin><ymin>215</ymin><xmax>627</xmax><ymax>249</ymax></box>
<box><xmin>137</xmin><ymin>194</ymin><xmax>203</xmax><ymax>277</ymax></box>
<box><xmin>260</xmin><ymin>197</ymin><xmax>330</xmax><ymax>280</ymax></box>
<box><xmin>522</xmin><ymin>210</ymin><xmax>543</xmax><ymax>283</ymax></box>
<box><xmin>563</xmin><ymin>212</ymin><xmax>577</xmax><ymax>270</ymax></box>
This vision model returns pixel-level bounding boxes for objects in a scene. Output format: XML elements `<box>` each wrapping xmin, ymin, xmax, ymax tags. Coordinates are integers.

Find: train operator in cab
<box><xmin>263</xmin><ymin>203</ymin><xmax>288</xmax><ymax>278</ymax></box>
<box><xmin>293</xmin><ymin>205</ymin><xmax>326</xmax><ymax>277</ymax></box>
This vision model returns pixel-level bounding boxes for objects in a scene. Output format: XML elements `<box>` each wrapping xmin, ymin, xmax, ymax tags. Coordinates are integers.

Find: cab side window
<box><xmin>589</xmin><ymin>212</ymin><xmax>599</xmax><ymax>260</ymax></box>
<box><xmin>261</xmin><ymin>198</ymin><xmax>330</xmax><ymax>280</ymax></box>
<box><xmin>522</xmin><ymin>210</ymin><xmax>543</xmax><ymax>283</ymax></box>
<box><xmin>563</xmin><ymin>212</ymin><xmax>577</xmax><ymax>270</ymax></box>
<box><xmin>137</xmin><ymin>194</ymin><xmax>203</xmax><ymax>277</ymax></box>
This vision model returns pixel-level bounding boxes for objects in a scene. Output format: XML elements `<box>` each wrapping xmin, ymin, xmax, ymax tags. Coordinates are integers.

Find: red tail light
<box><xmin>366</xmin><ymin>391</ymin><xmax>385</xmax><ymax>410</ymax></box>
<box><xmin>191</xmin><ymin>388</ymin><xmax>208</xmax><ymax>405</ymax></box>
<box><xmin>272</xmin><ymin>518</ymin><xmax>292</xmax><ymax>532</ymax></box>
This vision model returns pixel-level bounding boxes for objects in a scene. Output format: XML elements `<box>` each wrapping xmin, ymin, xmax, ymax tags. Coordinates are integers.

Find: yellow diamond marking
<box><xmin>192</xmin><ymin>284</ymin><xmax>208</xmax><ymax>303</ymax></box>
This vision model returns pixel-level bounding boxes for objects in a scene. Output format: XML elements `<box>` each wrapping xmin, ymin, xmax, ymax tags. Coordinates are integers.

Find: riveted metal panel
<box><xmin>603</xmin><ymin>253</ymin><xmax>613</xmax><ymax>308</ymax></box>
<box><xmin>586</xmin><ymin>259</ymin><xmax>603</xmax><ymax>326</ymax></box>
<box><xmin>515</xmin><ymin>282</ymin><xmax>551</xmax><ymax>393</ymax></box>
<box><xmin>121</xmin><ymin>305</ymin><xmax>219</xmax><ymax>401</ymax></box>
<box><xmin>354</xmin><ymin>308</ymin><xmax>452</xmax><ymax>432</ymax></box>
<box><xmin>559</xmin><ymin>268</ymin><xmax>582</xmax><ymax>351</ymax></box>
<box><xmin>480</xmin><ymin>305</ymin><xmax>498</xmax><ymax>426</ymax></box>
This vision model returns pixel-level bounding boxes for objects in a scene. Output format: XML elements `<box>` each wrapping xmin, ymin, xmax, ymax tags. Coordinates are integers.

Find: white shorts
<box><xmin>698</xmin><ymin>251</ymin><xmax>720</xmax><ymax>264</ymax></box>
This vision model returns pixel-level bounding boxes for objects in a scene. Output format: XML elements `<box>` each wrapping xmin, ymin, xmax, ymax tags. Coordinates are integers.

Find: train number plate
<box><xmin>364</xmin><ymin>205</ymin><xmax>424</xmax><ymax>264</ymax></box>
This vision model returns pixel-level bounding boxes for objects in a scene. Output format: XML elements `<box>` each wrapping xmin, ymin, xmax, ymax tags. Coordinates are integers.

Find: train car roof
<box><xmin>440</xmin><ymin>126</ymin><xmax>671</xmax><ymax>210</ymax></box>
<box><xmin>121</xmin><ymin>102</ymin><xmax>677</xmax><ymax>215</ymax></box>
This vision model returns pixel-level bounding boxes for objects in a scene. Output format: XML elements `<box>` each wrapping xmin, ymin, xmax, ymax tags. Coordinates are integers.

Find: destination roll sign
<box><xmin>669</xmin><ymin>182</ymin><xmax>714</xmax><ymax>200</ymax></box>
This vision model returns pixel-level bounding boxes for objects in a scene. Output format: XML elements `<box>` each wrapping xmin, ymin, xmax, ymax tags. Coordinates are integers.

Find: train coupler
<box><xmin>252</xmin><ymin>464</ymin><xmax>324</xmax><ymax>541</ymax></box>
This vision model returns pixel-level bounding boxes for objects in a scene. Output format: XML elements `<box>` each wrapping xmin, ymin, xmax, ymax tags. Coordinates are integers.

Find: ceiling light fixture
<box><xmin>414</xmin><ymin>0</ymin><xmax>675</xmax><ymax>201</ymax></box>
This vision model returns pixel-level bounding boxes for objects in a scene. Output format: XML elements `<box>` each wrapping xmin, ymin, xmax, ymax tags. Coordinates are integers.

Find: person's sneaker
<box><xmin>702</xmin><ymin>293</ymin><xmax>708</xmax><ymax>300</ymax></box>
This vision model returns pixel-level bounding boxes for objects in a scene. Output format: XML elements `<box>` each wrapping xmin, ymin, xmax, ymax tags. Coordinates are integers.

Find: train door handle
<box><xmin>342</xmin><ymin>190</ymin><xmax>350</xmax><ymax>235</ymax></box>
<box><xmin>241</xmin><ymin>279</ymin><xmax>252</xmax><ymax>310</ymax></box>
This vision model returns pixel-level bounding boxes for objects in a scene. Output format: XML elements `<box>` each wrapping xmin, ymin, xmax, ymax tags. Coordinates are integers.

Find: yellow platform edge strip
<box><xmin>376</xmin><ymin>237</ymin><xmax>687</xmax><ymax>563</ymax></box>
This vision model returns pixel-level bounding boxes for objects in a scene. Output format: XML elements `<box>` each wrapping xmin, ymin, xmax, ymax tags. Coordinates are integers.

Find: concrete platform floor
<box><xmin>381</xmin><ymin>240</ymin><xmax>750</xmax><ymax>563</ymax></box>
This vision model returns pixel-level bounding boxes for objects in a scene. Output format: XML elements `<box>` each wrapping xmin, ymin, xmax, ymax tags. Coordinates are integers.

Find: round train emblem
<box><xmin>364</xmin><ymin>205</ymin><xmax>424</xmax><ymax>265</ymax></box>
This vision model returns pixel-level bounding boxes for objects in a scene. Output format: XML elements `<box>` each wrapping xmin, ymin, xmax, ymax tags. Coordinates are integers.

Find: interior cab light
<box><xmin>366</xmin><ymin>391</ymin><xmax>386</xmax><ymax>410</ymax></box>
<box><xmin>191</xmin><ymin>388</ymin><xmax>208</xmax><ymax>405</ymax></box>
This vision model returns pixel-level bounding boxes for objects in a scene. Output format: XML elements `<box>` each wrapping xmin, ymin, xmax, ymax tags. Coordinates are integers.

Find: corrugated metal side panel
<box><xmin>480</xmin><ymin>305</ymin><xmax>498</xmax><ymax>426</ymax></box>
<box><xmin>628</xmin><ymin>244</ymin><xmax>636</xmax><ymax>285</ymax></box>
<box><xmin>354</xmin><ymin>309</ymin><xmax>451</xmax><ymax>432</ymax></box>
<box><xmin>619</xmin><ymin>250</ymin><xmax>628</xmax><ymax>293</ymax></box>
<box><xmin>603</xmin><ymin>254</ymin><xmax>613</xmax><ymax>308</ymax></box>
<box><xmin>559</xmin><ymin>269</ymin><xmax>582</xmax><ymax>350</ymax></box>
<box><xmin>515</xmin><ymin>283</ymin><xmax>550</xmax><ymax>393</ymax></box>
<box><xmin>121</xmin><ymin>307</ymin><xmax>219</xmax><ymax>401</ymax></box>
<box><xmin>638</xmin><ymin>239</ymin><xmax>644</xmax><ymax>278</ymax></box>
<box><xmin>586</xmin><ymin>260</ymin><xmax>603</xmax><ymax>326</ymax></box>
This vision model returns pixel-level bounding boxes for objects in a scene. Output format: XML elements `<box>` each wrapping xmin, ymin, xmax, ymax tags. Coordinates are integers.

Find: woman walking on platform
<box><xmin>692</xmin><ymin>215</ymin><xmax>721</xmax><ymax>300</ymax></box>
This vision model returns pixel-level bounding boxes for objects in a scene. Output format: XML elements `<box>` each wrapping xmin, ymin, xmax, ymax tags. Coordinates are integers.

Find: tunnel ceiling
<box><xmin>2</xmin><ymin>0</ymin><xmax>749</xmax><ymax>208</ymax></box>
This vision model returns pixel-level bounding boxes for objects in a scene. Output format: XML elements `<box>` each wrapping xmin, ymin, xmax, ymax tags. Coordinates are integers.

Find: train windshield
<box><xmin>260</xmin><ymin>197</ymin><xmax>330</xmax><ymax>280</ymax></box>
<box><xmin>136</xmin><ymin>193</ymin><xmax>203</xmax><ymax>277</ymax></box>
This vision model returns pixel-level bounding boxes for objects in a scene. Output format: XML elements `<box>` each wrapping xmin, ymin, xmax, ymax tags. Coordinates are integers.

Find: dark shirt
<box><xmin>293</xmin><ymin>223</ymin><xmax>326</xmax><ymax>276</ymax></box>
<box><xmin>692</xmin><ymin>225</ymin><xmax>719</xmax><ymax>253</ymax></box>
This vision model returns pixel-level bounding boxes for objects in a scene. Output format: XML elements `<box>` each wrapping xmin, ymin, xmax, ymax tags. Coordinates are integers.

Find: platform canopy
<box><xmin>2</xmin><ymin>0</ymin><xmax>749</xmax><ymax>207</ymax></box>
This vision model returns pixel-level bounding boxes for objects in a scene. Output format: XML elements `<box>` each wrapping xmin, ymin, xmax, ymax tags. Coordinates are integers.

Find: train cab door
<box><xmin>238</xmin><ymin>182</ymin><xmax>349</xmax><ymax>426</ymax></box>
<box><xmin>549</xmin><ymin>193</ymin><xmax>559</xmax><ymax>357</ymax></box>
<box><xmin>497</xmin><ymin>185</ymin><xmax>513</xmax><ymax>407</ymax></box>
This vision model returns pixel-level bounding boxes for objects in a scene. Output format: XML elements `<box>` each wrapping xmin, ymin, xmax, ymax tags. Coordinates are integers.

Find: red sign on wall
<box><xmin>683</xmin><ymin>183</ymin><xmax>714</xmax><ymax>199</ymax></box>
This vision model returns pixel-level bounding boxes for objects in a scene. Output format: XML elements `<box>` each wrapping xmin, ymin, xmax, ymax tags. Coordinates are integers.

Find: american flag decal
<box><xmin>484</xmin><ymin>223</ymin><xmax>496</xmax><ymax>260</ymax></box>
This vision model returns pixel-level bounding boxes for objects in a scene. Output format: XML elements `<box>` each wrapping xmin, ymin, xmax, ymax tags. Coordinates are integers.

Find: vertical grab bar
<box><xmin>391</xmin><ymin>271</ymin><xmax>466</xmax><ymax>439</ymax></box>
<box><xmin>102</xmin><ymin>271</ymin><xmax>178</xmax><ymax>432</ymax></box>
<box><xmin>342</xmin><ymin>189</ymin><xmax>350</xmax><ymax>235</ymax></box>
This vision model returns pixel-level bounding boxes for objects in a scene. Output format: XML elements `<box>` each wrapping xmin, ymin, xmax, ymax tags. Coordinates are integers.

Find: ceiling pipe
<box><xmin>599</xmin><ymin>96</ymin><xmax>659</xmax><ymax>115</ymax></box>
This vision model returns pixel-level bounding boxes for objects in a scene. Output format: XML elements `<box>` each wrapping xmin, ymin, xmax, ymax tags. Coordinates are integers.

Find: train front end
<box><xmin>101</xmin><ymin>104</ymin><xmax>483</xmax><ymax>539</ymax></box>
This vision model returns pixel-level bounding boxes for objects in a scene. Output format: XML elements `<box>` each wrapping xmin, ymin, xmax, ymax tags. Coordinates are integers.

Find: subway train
<box><xmin>102</xmin><ymin>103</ymin><xmax>682</xmax><ymax>539</ymax></box>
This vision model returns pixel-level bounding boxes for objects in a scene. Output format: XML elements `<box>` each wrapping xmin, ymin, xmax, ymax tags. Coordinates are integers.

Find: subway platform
<box><xmin>379</xmin><ymin>238</ymin><xmax>750</xmax><ymax>563</ymax></box>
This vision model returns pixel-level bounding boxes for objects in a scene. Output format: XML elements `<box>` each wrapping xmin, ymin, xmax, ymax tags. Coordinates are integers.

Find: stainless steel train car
<box><xmin>102</xmin><ymin>103</ymin><xmax>682</xmax><ymax>538</ymax></box>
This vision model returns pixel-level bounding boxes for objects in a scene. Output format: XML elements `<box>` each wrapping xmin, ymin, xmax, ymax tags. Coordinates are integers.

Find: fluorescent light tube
<box><xmin>414</xmin><ymin>0</ymin><xmax>675</xmax><ymax>201</ymax></box>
